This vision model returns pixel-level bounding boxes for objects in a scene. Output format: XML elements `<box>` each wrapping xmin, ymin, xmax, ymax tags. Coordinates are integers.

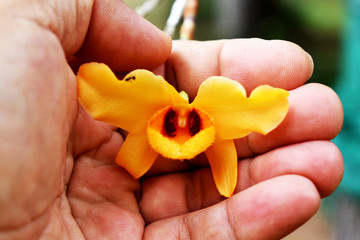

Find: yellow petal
<box><xmin>192</xmin><ymin>76</ymin><xmax>289</xmax><ymax>139</ymax></box>
<box><xmin>147</xmin><ymin>105</ymin><xmax>215</xmax><ymax>159</ymax></box>
<box><xmin>77</xmin><ymin>63</ymin><xmax>186</xmax><ymax>133</ymax></box>
<box><xmin>205</xmin><ymin>137</ymin><xmax>237</xmax><ymax>197</ymax></box>
<box><xmin>116</xmin><ymin>132</ymin><xmax>158</xmax><ymax>179</ymax></box>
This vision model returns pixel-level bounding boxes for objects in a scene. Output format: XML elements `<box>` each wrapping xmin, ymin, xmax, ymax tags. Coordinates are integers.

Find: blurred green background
<box><xmin>125</xmin><ymin>0</ymin><xmax>345</xmax><ymax>87</ymax></box>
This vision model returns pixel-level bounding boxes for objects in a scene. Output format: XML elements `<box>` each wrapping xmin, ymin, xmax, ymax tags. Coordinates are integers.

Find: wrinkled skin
<box><xmin>0</xmin><ymin>0</ymin><xmax>344</xmax><ymax>239</ymax></box>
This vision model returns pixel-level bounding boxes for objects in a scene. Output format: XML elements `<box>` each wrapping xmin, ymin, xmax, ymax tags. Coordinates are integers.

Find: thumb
<box><xmin>76</xmin><ymin>0</ymin><xmax>172</xmax><ymax>72</ymax></box>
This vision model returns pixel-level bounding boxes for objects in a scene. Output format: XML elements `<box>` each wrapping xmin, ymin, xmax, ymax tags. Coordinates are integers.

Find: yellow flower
<box><xmin>76</xmin><ymin>62</ymin><xmax>289</xmax><ymax>197</ymax></box>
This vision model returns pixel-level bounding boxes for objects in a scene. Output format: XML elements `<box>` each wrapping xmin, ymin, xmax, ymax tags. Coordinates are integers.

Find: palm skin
<box><xmin>0</xmin><ymin>1</ymin><xmax>343</xmax><ymax>239</ymax></box>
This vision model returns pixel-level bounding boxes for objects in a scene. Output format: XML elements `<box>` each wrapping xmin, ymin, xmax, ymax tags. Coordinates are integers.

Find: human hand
<box><xmin>0</xmin><ymin>1</ymin><xmax>343</xmax><ymax>239</ymax></box>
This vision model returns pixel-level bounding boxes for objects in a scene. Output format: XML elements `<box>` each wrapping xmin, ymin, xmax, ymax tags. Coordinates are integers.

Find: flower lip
<box><xmin>147</xmin><ymin>105</ymin><xmax>216</xmax><ymax>159</ymax></box>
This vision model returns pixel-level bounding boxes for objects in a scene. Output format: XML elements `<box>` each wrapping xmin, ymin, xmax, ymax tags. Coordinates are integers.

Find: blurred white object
<box><xmin>164</xmin><ymin>0</ymin><xmax>189</xmax><ymax>37</ymax></box>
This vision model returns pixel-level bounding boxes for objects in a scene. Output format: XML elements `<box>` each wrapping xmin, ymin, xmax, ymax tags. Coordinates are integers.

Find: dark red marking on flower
<box><xmin>189</xmin><ymin>110</ymin><xmax>201</xmax><ymax>136</ymax></box>
<box><xmin>163</xmin><ymin>109</ymin><xmax>177</xmax><ymax>137</ymax></box>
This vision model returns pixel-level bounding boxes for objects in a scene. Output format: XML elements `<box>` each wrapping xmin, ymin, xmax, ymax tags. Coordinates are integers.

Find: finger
<box><xmin>140</xmin><ymin>167</ymin><xmax>222</xmax><ymax>224</ymax></box>
<box><xmin>248</xmin><ymin>140</ymin><xmax>344</xmax><ymax>198</ymax></box>
<box><xmin>72</xmin><ymin>106</ymin><xmax>121</xmax><ymax>158</ymax></box>
<box><xmin>6</xmin><ymin>0</ymin><xmax>171</xmax><ymax>71</ymax></box>
<box><xmin>243</xmin><ymin>83</ymin><xmax>343</xmax><ymax>157</ymax></box>
<box><xmin>76</xmin><ymin>0</ymin><xmax>172</xmax><ymax>72</ymax></box>
<box><xmin>0</xmin><ymin>1</ymin><xmax>93</xmax><ymax>56</ymax></box>
<box><xmin>139</xmin><ymin>140</ymin><xmax>342</xmax><ymax>223</ymax></box>
<box><xmin>144</xmin><ymin>175</ymin><xmax>320</xmax><ymax>240</ymax></box>
<box><xmin>167</xmin><ymin>39</ymin><xmax>314</xmax><ymax>98</ymax></box>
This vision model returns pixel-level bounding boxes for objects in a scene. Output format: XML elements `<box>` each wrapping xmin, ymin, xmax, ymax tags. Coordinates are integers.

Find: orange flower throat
<box><xmin>148</xmin><ymin>104</ymin><xmax>215</xmax><ymax>160</ymax></box>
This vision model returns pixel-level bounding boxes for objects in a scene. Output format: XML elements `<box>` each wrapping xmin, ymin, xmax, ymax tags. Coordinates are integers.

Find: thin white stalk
<box><xmin>164</xmin><ymin>0</ymin><xmax>189</xmax><ymax>37</ymax></box>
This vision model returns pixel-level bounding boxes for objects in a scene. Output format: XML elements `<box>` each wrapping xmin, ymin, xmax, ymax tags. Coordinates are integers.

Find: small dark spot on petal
<box><xmin>125</xmin><ymin>76</ymin><xmax>136</xmax><ymax>81</ymax></box>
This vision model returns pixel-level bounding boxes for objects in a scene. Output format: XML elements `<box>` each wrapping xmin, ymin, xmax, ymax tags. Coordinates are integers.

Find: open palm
<box><xmin>0</xmin><ymin>1</ymin><xmax>343</xmax><ymax>239</ymax></box>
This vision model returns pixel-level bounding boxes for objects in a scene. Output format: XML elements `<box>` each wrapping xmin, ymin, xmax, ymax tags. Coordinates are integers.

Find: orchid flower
<box><xmin>76</xmin><ymin>63</ymin><xmax>289</xmax><ymax>197</ymax></box>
